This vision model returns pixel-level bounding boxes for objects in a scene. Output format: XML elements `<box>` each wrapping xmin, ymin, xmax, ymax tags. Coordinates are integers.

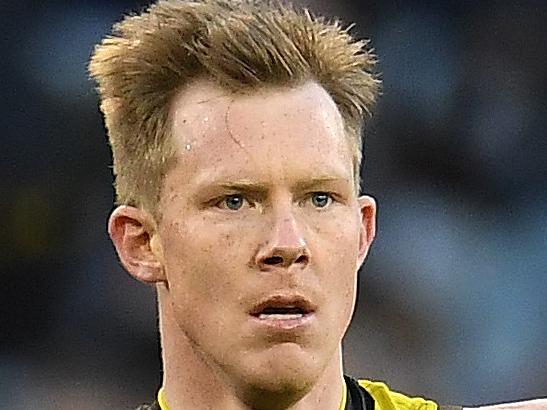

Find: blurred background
<box><xmin>1</xmin><ymin>0</ymin><xmax>546</xmax><ymax>408</ymax></box>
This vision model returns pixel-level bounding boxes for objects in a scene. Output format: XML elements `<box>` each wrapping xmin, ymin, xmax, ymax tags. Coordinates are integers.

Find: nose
<box><xmin>254</xmin><ymin>214</ymin><xmax>310</xmax><ymax>270</ymax></box>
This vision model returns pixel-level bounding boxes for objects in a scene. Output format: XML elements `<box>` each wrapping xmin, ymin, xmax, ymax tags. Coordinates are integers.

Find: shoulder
<box><xmin>358</xmin><ymin>379</ymin><xmax>461</xmax><ymax>410</ymax></box>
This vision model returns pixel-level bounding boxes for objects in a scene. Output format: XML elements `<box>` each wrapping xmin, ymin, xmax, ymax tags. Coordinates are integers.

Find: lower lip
<box><xmin>250</xmin><ymin>313</ymin><xmax>315</xmax><ymax>331</ymax></box>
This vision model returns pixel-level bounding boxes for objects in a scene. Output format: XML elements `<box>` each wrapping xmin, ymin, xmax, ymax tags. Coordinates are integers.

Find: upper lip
<box><xmin>249</xmin><ymin>294</ymin><xmax>317</xmax><ymax>316</ymax></box>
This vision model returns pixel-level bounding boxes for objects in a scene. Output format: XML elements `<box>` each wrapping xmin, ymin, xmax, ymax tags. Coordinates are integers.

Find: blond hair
<box><xmin>89</xmin><ymin>0</ymin><xmax>380</xmax><ymax>217</ymax></box>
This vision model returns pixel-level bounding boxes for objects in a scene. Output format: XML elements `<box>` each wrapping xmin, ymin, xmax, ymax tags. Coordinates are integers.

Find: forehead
<box><xmin>166</xmin><ymin>80</ymin><xmax>353</xmax><ymax>191</ymax></box>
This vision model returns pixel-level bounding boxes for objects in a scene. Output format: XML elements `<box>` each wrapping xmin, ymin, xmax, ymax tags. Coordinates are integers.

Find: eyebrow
<box><xmin>206</xmin><ymin>175</ymin><xmax>350</xmax><ymax>194</ymax></box>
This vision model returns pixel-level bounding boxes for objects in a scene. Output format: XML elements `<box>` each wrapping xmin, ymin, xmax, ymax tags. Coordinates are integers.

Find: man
<box><xmin>89</xmin><ymin>1</ymin><xmax>546</xmax><ymax>409</ymax></box>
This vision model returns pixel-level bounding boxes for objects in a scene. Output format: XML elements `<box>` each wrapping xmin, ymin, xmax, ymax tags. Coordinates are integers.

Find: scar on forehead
<box><xmin>224</xmin><ymin>97</ymin><xmax>250</xmax><ymax>154</ymax></box>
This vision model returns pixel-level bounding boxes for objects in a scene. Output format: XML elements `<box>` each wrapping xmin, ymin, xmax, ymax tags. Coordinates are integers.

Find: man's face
<box><xmin>157</xmin><ymin>81</ymin><xmax>375</xmax><ymax>393</ymax></box>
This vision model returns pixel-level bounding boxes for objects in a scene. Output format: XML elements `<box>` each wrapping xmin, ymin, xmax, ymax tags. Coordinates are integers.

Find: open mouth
<box><xmin>249</xmin><ymin>295</ymin><xmax>316</xmax><ymax>321</ymax></box>
<box><xmin>255</xmin><ymin>306</ymin><xmax>308</xmax><ymax>320</ymax></box>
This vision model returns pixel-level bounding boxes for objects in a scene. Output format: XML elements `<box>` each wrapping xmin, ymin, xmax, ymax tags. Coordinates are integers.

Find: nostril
<box><xmin>263</xmin><ymin>254</ymin><xmax>308</xmax><ymax>266</ymax></box>
<box><xmin>264</xmin><ymin>256</ymin><xmax>284</xmax><ymax>265</ymax></box>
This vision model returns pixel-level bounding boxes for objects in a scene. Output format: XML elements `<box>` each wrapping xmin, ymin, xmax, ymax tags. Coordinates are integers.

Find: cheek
<box><xmin>160</xmin><ymin>219</ymin><xmax>253</xmax><ymax>343</ymax></box>
<box><xmin>160</xmin><ymin>217</ymin><xmax>254</xmax><ymax>302</ymax></box>
<box><xmin>313</xmin><ymin>214</ymin><xmax>361</xmax><ymax>318</ymax></box>
<box><xmin>313</xmin><ymin>210</ymin><xmax>361</xmax><ymax>265</ymax></box>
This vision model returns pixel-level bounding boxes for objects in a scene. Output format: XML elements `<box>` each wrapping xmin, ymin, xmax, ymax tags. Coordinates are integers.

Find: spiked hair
<box><xmin>89</xmin><ymin>0</ymin><xmax>380</xmax><ymax>217</ymax></box>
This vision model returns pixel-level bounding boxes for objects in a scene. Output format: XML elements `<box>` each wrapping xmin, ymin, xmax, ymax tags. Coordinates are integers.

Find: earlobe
<box><xmin>357</xmin><ymin>195</ymin><xmax>377</xmax><ymax>266</ymax></box>
<box><xmin>108</xmin><ymin>205</ymin><xmax>166</xmax><ymax>284</ymax></box>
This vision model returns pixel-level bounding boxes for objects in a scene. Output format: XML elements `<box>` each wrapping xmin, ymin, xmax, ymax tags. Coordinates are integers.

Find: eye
<box><xmin>218</xmin><ymin>194</ymin><xmax>247</xmax><ymax>211</ymax></box>
<box><xmin>310</xmin><ymin>192</ymin><xmax>333</xmax><ymax>208</ymax></box>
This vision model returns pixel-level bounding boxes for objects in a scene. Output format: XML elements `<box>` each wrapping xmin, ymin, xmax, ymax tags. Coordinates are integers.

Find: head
<box><xmin>90</xmin><ymin>0</ymin><xmax>379</xmax><ymax>405</ymax></box>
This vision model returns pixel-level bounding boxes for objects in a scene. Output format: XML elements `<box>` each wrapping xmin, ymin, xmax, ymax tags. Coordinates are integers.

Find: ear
<box><xmin>357</xmin><ymin>195</ymin><xmax>377</xmax><ymax>267</ymax></box>
<box><xmin>108</xmin><ymin>205</ymin><xmax>166</xmax><ymax>284</ymax></box>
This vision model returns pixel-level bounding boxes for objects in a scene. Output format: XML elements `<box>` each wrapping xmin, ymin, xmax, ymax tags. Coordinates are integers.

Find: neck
<box><xmin>157</xmin><ymin>288</ymin><xmax>345</xmax><ymax>410</ymax></box>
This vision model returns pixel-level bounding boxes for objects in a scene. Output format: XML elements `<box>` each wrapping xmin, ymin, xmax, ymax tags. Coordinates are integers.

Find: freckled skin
<box><xmin>112</xmin><ymin>80</ymin><xmax>376</xmax><ymax>409</ymax></box>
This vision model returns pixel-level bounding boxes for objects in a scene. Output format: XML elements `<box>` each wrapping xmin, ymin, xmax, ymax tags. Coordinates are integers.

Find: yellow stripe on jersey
<box><xmin>158</xmin><ymin>387</ymin><xmax>168</xmax><ymax>410</ymax></box>
<box><xmin>339</xmin><ymin>377</ymin><xmax>348</xmax><ymax>410</ymax></box>
<box><xmin>359</xmin><ymin>380</ymin><xmax>438</xmax><ymax>410</ymax></box>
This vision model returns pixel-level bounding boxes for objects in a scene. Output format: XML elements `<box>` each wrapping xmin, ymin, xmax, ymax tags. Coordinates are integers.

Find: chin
<box><xmin>229</xmin><ymin>343</ymin><xmax>324</xmax><ymax>409</ymax></box>
<box><xmin>238</xmin><ymin>376</ymin><xmax>314</xmax><ymax>410</ymax></box>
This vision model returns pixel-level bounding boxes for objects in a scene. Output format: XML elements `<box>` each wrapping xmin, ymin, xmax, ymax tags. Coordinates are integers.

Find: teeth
<box><xmin>258</xmin><ymin>313</ymin><xmax>304</xmax><ymax>320</ymax></box>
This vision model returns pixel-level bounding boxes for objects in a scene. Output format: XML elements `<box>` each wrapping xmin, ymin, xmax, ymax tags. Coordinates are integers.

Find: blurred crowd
<box><xmin>1</xmin><ymin>0</ymin><xmax>546</xmax><ymax>409</ymax></box>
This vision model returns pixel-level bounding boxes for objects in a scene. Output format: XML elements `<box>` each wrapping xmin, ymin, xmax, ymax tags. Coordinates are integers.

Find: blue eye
<box><xmin>310</xmin><ymin>192</ymin><xmax>332</xmax><ymax>208</ymax></box>
<box><xmin>221</xmin><ymin>194</ymin><xmax>245</xmax><ymax>211</ymax></box>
